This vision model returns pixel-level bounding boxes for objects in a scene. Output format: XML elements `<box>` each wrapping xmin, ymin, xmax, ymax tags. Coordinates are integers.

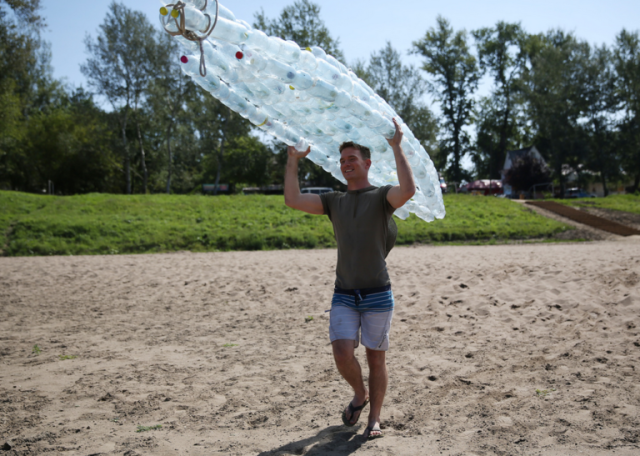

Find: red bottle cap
<box><xmin>236</xmin><ymin>51</ymin><xmax>244</xmax><ymax>60</ymax></box>
<box><xmin>180</xmin><ymin>56</ymin><xmax>188</xmax><ymax>64</ymax></box>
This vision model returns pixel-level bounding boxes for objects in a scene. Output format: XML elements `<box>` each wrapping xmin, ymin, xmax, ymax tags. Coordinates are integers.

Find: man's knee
<box><xmin>366</xmin><ymin>348</ymin><xmax>386</xmax><ymax>370</ymax></box>
<box><xmin>332</xmin><ymin>339</ymin><xmax>356</xmax><ymax>364</ymax></box>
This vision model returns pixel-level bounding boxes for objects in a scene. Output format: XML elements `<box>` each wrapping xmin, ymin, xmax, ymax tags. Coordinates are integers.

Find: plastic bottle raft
<box><xmin>159</xmin><ymin>0</ymin><xmax>444</xmax><ymax>221</ymax></box>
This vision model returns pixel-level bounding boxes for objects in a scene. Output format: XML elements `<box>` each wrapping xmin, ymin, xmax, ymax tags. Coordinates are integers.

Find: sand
<box><xmin>1</xmin><ymin>239</ymin><xmax>639</xmax><ymax>455</ymax></box>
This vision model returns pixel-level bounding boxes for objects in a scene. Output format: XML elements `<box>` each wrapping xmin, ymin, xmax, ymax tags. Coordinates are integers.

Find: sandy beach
<box><xmin>1</xmin><ymin>239</ymin><xmax>639</xmax><ymax>455</ymax></box>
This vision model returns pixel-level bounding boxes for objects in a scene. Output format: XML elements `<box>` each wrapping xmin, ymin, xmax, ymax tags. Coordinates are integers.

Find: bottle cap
<box><xmin>160</xmin><ymin>7</ymin><xmax>168</xmax><ymax>16</ymax></box>
<box><xmin>180</xmin><ymin>56</ymin><xmax>189</xmax><ymax>63</ymax></box>
<box><xmin>235</xmin><ymin>51</ymin><xmax>244</xmax><ymax>60</ymax></box>
<box><xmin>171</xmin><ymin>9</ymin><xmax>180</xmax><ymax>18</ymax></box>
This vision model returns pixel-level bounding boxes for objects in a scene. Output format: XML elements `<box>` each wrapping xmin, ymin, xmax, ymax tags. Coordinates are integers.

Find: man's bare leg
<box><xmin>332</xmin><ymin>339</ymin><xmax>369</xmax><ymax>425</ymax></box>
<box><xmin>364</xmin><ymin>347</ymin><xmax>387</xmax><ymax>438</ymax></box>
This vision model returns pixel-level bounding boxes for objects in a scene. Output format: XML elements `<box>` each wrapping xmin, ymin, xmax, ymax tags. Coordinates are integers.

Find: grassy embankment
<box><xmin>552</xmin><ymin>194</ymin><xmax>640</xmax><ymax>215</ymax></box>
<box><xmin>0</xmin><ymin>191</ymin><xmax>572</xmax><ymax>256</ymax></box>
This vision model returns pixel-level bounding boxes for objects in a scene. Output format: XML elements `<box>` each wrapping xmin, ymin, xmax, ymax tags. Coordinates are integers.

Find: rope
<box><xmin>160</xmin><ymin>0</ymin><xmax>219</xmax><ymax>76</ymax></box>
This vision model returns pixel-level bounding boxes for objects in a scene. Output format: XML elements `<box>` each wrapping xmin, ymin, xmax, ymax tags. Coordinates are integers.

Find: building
<box><xmin>501</xmin><ymin>146</ymin><xmax>547</xmax><ymax>195</ymax></box>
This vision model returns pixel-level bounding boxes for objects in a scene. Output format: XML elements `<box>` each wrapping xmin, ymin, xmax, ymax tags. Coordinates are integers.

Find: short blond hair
<box><xmin>339</xmin><ymin>141</ymin><xmax>371</xmax><ymax>160</ymax></box>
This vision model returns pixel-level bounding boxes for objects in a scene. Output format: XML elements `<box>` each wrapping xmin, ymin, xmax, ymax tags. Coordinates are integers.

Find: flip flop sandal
<box><xmin>365</xmin><ymin>424</ymin><xmax>383</xmax><ymax>440</ymax></box>
<box><xmin>341</xmin><ymin>399</ymin><xmax>369</xmax><ymax>427</ymax></box>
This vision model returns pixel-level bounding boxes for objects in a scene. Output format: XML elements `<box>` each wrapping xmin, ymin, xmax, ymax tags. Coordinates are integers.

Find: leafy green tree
<box><xmin>210</xmin><ymin>135</ymin><xmax>272</xmax><ymax>189</ymax></box>
<box><xmin>472</xmin><ymin>22</ymin><xmax>526</xmax><ymax>179</ymax></box>
<box><xmin>29</xmin><ymin>89</ymin><xmax>119</xmax><ymax>193</ymax></box>
<box><xmin>0</xmin><ymin>0</ymin><xmax>73</xmax><ymax>191</ymax></box>
<box><xmin>1</xmin><ymin>0</ymin><xmax>42</xmax><ymax>26</ymax></box>
<box><xmin>254</xmin><ymin>0</ymin><xmax>344</xmax><ymax>61</ymax></box>
<box><xmin>520</xmin><ymin>30</ymin><xmax>589</xmax><ymax>196</ymax></box>
<box><xmin>614</xmin><ymin>29</ymin><xmax>640</xmax><ymax>192</ymax></box>
<box><xmin>81</xmin><ymin>1</ymin><xmax>165</xmax><ymax>194</ymax></box>
<box><xmin>364</xmin><ymin>42</ymin><xmax>439</xmax><ymax>155</ymax></box>
<box><xmin>190</xmin><ymin>88</ymin><xmax>272</xmax><ymax>192</ymax></box>
<box><xmin>145</xmin><ymin>34</ymin><xmax>197</xmax><ymax>194</ymax></box>
<box><xmin>412</xmin><ymin>16</ymin><xmax>480</xmax><ymax>182</ymax></box>
<box><xmin>579</xmin><ymin>45</ymin><xmax>619</xmax><ymax>196</ymax></box>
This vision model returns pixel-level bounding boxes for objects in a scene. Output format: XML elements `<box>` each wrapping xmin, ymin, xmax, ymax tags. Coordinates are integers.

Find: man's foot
<box><xmin>364</xmin><ymin>421</ymin><xmax>383</xmax><ymax>439</ymax></box>
<box><xmin>341</xmin><ymin>396</ymin><xmax>369</xmax><ymax>427</ymax></box>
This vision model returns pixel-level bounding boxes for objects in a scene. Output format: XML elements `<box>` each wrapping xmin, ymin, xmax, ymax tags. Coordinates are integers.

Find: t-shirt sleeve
<box><xmin>379</xmin><ymin>185</ymin><xmax>396</xmax><ymax>217</ymax></box>
<box><xmin>319</xmin><ymin>191</ymin><xmax>333</xmax><ymax>219</ymax></box>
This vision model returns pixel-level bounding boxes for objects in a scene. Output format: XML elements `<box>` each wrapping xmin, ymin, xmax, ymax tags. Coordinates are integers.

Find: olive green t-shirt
<box><xmin>320</xmin><ymin>185</ymin><xmax>397</xmax><ymax>290</ymax></box>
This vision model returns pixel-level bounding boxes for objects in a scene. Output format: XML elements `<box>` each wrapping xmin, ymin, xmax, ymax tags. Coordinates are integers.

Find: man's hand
<box><xmin>385</xmin><ymin>117</ymin><xmax>415</xmax><ymax>208</ymax></box>
<box><xmin>284</xmin><ymin>144</ymin><xmax>323</xmax><ymax>215</ymax></box>
<box><xmin>287</xmin><ymin>145</ymin><xmax>311</xmax><ymax>160</ymax></box>
<box><xmin>386</xmin><ymin>118</ymin><xmax>403</xmax><ymax>148</ymax></box>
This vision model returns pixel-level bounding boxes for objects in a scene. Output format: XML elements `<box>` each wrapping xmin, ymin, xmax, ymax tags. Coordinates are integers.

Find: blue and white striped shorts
<box><xmin>329</xmin><ymin>288</ymin><xmax>395</xmax><ymax>351</ymax></box>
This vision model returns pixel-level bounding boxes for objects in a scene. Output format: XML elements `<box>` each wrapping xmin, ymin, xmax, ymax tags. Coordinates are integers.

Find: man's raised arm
<box><xmin>284</xmin><ymin>146</ymin><xmax>325</xmax><ymax>215</ymax></box>
<box><xmin>386</xmin><ymin>118</ymin><xmax>416</xmax><ymax>208</ymax></box>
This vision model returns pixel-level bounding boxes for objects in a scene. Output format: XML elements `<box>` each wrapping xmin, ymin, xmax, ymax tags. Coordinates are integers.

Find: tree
<box><xmin>1</xmin><ymin>0</ymin><xmax>43</xmax><ymax>26</ymax></box>
<box><xmin>614</xmin><ymin>29</ymin><xmax>640</xmax><ymax>192</ymax></box>
<box><xmin>145</xmin><ymin>33</ymin><xmax>196</xmax><ymax>194</ymax></box>
<box><xmin>254</xmin><ymin>0</ymin><xmax>344</xmax><ymax>61</ymax></box>
<box><xmin>22</xmin><ymin>89</ymin><xmax>119</xmax><ymax>194</ymax></box>
<box><xmin>364</xmin><ymin>42</ymin><xmax>439</xmax><ymax>155</ymax></box>
<box><xmin>81</xmin><ymin>1</ymin><xmax>165</xmax><ymax>194</ymax></box>
<box><xmin>580</xmin><ymin>45</ymin><xmax>619</xmax><ymax>196</ymax></box>
<box><xmin>472</xmin><ymin>22</ymin><xmax>526</xmax><ymax>179</ymax></box>
<box><xmin>412</xmin><ymin>16</ymin><xmax>480</xmax><ymax>182</ymax></box>
<box><xmin>0</xmin><ymin>0</ymin><xmax>44</xmax><ymax>95</ymax></box>
<box><xmin>520</xmin><ymin>30</ymin><xmax>589</xmax><ymax>196</ymax></box>
<box><xmin>0</xmin><ymin>0</ymin><xmax>66</xmax><ymax>191</ymax></box>
<box><xmin>190</xmin><ymin>88</ymin><xmax>261</xmax><ymax>192</ymax></box>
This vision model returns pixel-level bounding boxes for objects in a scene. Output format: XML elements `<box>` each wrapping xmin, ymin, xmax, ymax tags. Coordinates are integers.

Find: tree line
<box><xmin>1</xmin><ymin>0</ymin><xmax>639</xmax><ymax>196</ymax></box>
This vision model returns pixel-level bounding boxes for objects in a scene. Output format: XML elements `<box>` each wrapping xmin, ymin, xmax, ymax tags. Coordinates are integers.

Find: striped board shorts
<box><xmin>329</xmin><ymin>285</ymin><xmax>395</xmax><ymax>351</ymax></box>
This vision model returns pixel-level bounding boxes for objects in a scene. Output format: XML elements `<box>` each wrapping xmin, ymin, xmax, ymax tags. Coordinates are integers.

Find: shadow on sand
<box><xmin>257</xmin><ymin>424</ymin><xmax>370</xmax><ymax>455</ymax></box>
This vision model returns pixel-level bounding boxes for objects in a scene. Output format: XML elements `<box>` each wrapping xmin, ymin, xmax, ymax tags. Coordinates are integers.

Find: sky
<box><xmin>44</xmin><ymin>0</ymin><xmax>640</xmax><ymax>93</ymax></box>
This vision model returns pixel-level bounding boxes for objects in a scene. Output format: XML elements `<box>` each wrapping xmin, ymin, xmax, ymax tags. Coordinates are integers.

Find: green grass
<box><xmin>0</xmin><ymin>191</ymin><xmax>572</xmax><ymax>256</ymax></box>
<box><xmin>58</xmin><ymin>355</ymin><xmax>77</xmax><ymax>360</ymax></box>
<box><xmin>552</xmin><ymin>194</ymin><xmax>640</xmax><ymax>215</ymax></box>
<box><xmin>536</xmin><ymin>388</ymin><xmax>556</xmax><ymax>397</ymax></box>
<box><xmin>136</xmin><ymin>424</ymin><xmax>162</xmax><ymax>432</ymax></box>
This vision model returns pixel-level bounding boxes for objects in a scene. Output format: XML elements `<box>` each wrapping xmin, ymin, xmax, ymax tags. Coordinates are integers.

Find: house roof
<box><xmin>506</xmin><ymin>146</ymin><xmax>535</xmax><ymax>162</ymax></box>
<box><xmin>504</xmin><ymin>146</ymin><xmax>546</xmax><ymax>170</ymax></box>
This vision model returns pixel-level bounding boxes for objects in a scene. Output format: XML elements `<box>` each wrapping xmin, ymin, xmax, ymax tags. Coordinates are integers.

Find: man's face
<box><xmin>340</xmin><ymin>147</ymin><xmax>371</xmax><ymax>181</ymax></box>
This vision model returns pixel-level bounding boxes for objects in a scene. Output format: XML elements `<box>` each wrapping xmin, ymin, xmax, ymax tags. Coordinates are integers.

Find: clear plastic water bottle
<box><xmin>214</xmin><ymin>19</ymin><xmax>250</xmax><ymax>44</ymax></box>
<box><xmin>307</xmin><ymin>79</ymin><xmax>338</xmax><ymax>102</ymax></box>
<box><xmin>268</xmin><ymin>37</ymin><xmax>300</xmax><ymax>64</ymax></box>
<box><xmin>296</xmin><ymin>49</ymin><xmax>318</xmax><ymax>73</ymax></box>
<box><xmin>182</xmin><ymin>0</ymin><xmax>237</xmax><ymax>22</ymax></box>
<box><xmin>244</xmin><ymin>29</ymin><xmax>270</xmax><ymax>51</ymax></box>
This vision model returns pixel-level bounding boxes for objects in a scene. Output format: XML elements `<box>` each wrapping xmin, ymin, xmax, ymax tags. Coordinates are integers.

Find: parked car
<box><xmin>301</xmin><ymin>187</ymin><xmax>333</xmax><ymax>195</ymax></box>
<box><xmin>565</xmin><ymin>188</ymin><xmax>596</xmax><ymax>198</ymax></box>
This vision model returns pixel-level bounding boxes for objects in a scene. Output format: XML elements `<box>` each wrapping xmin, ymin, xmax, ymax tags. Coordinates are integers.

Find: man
<box><xmin>284</xmin><ymin>119</ymin><xmax>415</xmax><ymax>439</ymax></box>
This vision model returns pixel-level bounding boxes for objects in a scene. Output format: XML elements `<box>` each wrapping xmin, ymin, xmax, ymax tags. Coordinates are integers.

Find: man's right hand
<box><xmin>284</xmin><ymin>145</ymin><xmax>324</xmax><ymax>215</ymax></box>
<box><xmin>287</xmin><ymin>145</ymin><xmax>311</xmax><ymax>160</ymax></box>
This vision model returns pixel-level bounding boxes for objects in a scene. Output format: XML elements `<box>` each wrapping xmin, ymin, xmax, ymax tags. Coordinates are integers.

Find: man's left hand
<box><xmin>386</xmin><ymin>118</ymin><xmax>403</xmax><ymax>148</ymax></box>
